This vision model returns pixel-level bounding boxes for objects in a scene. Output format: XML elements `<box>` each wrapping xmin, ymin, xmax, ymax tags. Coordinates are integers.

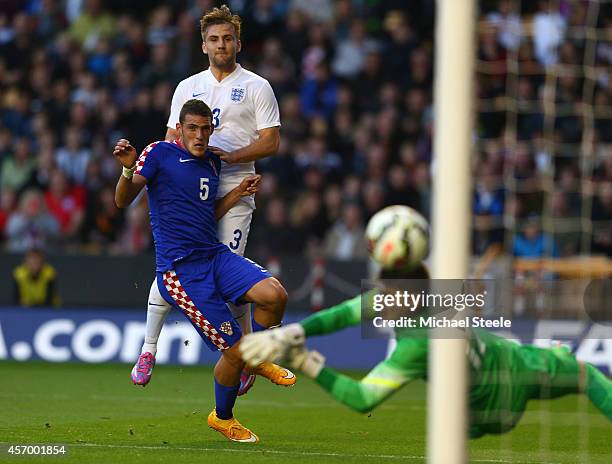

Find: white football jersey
<box><xmin>167</xmin><ymin>64</ymin><xmax>280</xmax><ymax>208</ymax></box>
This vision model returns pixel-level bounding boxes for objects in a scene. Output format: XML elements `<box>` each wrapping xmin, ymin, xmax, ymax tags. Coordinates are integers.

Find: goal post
<box><xmin>428</xmin><ymin>0</ymin><xmax>477</xmax><ymax>463</ymax></box>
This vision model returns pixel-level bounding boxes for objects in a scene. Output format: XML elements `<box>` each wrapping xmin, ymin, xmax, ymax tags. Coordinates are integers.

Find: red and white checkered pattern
<box><xmin>162</xmin><ymin>270</ymin><xmax>230</xmax><ymax>351</ymax></box>
<box><xmin>134</xmin><ymin>141</ymin><xmax>160</xmax><ymax>175</ymax></box>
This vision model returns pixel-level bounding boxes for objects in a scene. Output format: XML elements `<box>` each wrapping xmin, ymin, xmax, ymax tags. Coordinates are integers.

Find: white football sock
<box><xmin>141</xmin><ymin>280</ymin><xmax>172</xmax><ymax>355</ymax></box>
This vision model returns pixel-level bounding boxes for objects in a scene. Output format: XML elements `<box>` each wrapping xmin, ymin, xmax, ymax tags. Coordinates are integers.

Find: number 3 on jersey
<box><xmin>229</xmin><ymin>228</ymin><xmax>242</xmax><ymax>250</ymax></box>
<box><xmin>212</xmin><ymin>108</ymin><xmax>221</xmax><ymax>128</ymax></box>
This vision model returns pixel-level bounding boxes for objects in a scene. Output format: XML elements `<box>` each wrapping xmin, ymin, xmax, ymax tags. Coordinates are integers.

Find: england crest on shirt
<box><xmin>230</xmin><ymin>86</ymin><xmax>245</xmax><ymax>102</ymax></box>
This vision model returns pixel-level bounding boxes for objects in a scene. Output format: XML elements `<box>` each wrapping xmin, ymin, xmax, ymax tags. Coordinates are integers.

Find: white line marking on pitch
<box><xmin>60</xmin><ymin>443</ymin><xmax>562</xmax><ymax>464</ymax></box>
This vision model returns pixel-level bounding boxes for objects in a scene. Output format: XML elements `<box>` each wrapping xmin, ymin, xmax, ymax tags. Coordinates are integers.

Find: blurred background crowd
<box><xmin>0</xmin><ymin>0</ymin><xmax>610</xmax><ymax>262</ymax></box>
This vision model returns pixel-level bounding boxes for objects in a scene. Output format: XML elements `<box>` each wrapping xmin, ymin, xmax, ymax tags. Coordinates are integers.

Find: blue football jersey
<box><xmin>135</xmin><ymin>140</ymin><xmax>227</xmax><ymax>271</ymax></box>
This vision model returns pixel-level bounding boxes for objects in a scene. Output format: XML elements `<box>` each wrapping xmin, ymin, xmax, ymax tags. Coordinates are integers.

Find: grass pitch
<box><xmin>0</xmin><ymin>361</ymin><xmax>609</xmax><ymax>463</ymax></box>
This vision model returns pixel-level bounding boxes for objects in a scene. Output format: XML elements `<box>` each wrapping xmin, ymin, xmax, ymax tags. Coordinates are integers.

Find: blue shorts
<box><xmin>157</xmin><ymin>248</ymin><xmax>271</xmax><ymax>352</ymax></box>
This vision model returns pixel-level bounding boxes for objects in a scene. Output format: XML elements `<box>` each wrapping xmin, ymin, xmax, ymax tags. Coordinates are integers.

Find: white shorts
<box><xmin>217</xmin><ymin>200</ymin><xmax>253</xmax><ymax>257</ymax></box>
<box><xmin>218</xmin><ymin>201</ymin><xmax>254</xmax><ymax>317</ymax></box>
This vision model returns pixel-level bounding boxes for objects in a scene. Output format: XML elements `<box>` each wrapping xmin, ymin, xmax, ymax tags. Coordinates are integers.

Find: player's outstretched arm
<box><xmin>215</xmin><ymin>174</ymin><xmax>262</xmax><ymax>219</ymax></box>
<box><xmin>240</xmin><ymin>294</ymin><xmax>368</xmax><ymax>366</ymax></box>
<box><xmin>113</xmin><ymin>139</ymin><xmax>147</xmax><ymax>208</ymax></box>
<box><xmin>208</xmin><ymin>127</ymin><xmax>280</xmax><ymax>164</ymax></box>
<box><xmin>292</xmin><ymin>345</ymin><xmax>415</xmax><ymax>414</ymax></box>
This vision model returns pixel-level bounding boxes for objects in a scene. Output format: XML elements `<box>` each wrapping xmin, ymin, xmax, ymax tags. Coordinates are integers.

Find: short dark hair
<box><xmin>179</xmin><ymin>99</ymin><xmax>213</xmax><ymax>124</ymax></box>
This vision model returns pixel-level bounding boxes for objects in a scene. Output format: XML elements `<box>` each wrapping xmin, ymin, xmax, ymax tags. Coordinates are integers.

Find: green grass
<box><xmin>0</xmin><ymin>361</ymin><xmax>609</xmax><ymax>464</ymax></box>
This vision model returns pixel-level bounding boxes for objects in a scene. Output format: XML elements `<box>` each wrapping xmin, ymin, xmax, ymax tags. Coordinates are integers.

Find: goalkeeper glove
<box><xmin>286</xmin><ymin>346</ymin><xmax>326</xmax><ymax>379</ymax></box>
<box><xmin>240</xmin><ymin>323</ymin><xmax>306</xmax><ymax>367</ymax></box>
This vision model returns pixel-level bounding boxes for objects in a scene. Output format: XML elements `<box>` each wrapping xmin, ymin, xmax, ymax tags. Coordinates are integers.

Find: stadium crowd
<box><xmin>0</xmin><ymin>0</ymin><xmax>610</xmax><ymax>261</ymax></box>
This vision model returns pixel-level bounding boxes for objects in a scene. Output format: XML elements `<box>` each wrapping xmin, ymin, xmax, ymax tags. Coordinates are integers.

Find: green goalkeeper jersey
<box><xmin>302</xmin><ymin>294</ymin><xmax>582</xmax><ymax>438</ymax></box>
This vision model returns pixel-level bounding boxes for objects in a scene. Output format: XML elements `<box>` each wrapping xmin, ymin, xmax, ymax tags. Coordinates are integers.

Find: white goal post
<box><xmin>428</xmin><ymin>0</ymin><xmax>477</xmax><ymax>463</ymax></box>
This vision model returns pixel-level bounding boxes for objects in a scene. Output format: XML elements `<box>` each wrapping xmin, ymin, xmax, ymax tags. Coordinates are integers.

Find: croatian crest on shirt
<box><xmin>230</xmin><ymin>86</ymin><xmax>245</xmax><ymax>102</ymax></box>
<box><xmin>220</xmin><ymin>321</ymin><xmax>233</xmax><ymax>336</ymax></box>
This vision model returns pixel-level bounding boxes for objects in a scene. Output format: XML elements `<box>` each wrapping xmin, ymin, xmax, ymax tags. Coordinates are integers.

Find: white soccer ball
<box><xmin>365</xmin><ymin>205</ymin><xmax>429</xmax><ymax>271</ymax></box>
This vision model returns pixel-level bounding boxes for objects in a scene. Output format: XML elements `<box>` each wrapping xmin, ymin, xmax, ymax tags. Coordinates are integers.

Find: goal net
<box><xmin>465</xmin><ymin>0</ymin><xmax>611</xmax><ymax>462</ymax></box>
<box><xmin>430</xmin><ymin>1</ymin><xmax>611</xmax><ymax>463</ymax></box>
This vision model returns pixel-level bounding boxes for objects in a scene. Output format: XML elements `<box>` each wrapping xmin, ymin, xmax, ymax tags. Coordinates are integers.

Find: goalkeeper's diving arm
<box><xmin>241</xmin><ymin>293</ymin><xmax>416</xmax><ymax>414</ymax></box>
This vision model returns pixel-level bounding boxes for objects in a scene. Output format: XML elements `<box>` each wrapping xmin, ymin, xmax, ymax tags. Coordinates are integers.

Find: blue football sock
<box><xmin>214</xmin><ymin>379</ymin><xmax>239</xmax><ymax>420</ymax></box>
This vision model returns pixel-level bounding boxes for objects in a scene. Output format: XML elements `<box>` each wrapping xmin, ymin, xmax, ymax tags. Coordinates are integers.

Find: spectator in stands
<box><xmin>290</xmin><ymin>0</ymin><xmax>334</xmax><ymax>24</ymax></box>
<box><xmin>12</xmin><ymin>248</ymin><xmax>61</xmax><ymax>307</ymax></box>
<box><xmin>0</xmin><ymin>137</ymin><xmax>35</xmax><ymax>195</ymax></box>
<box><xmin>332</xmin><ymin>19</ymin><xmax>378</xmax><ymax>78</ymax></box>
<box><xmin>478</xmin><ymin>22</ymin><xmax>507</xmax><ymax>98</ymax></box>
<box><xmin>43</xmin><ymin>169</ymin><xmax>86</xmax><ymax>240</ymax></box>
<box><xmin>55</xmin><ymin>125</ymin><xmax>91</xmax><ymax>185</ymax></box>
<box><xmin>323</xmin><ymin>202</ymin><xmax>367</xmax><ymax>260</ymax></box>
<box><xmin>147</xmin><ymin>5</ymin><xmax>176</xmax><ymax>46</ymax></box>
<box><xmin>113</xmin><ymin>201</ymin><xmax>151</xmax><ymax>255</ymax></box>
<box><xmin>0</xmin><ymin>127</ymin><xmax>12</xmax><ymax>160</ymax></box>
<box><xmin>386</xmin><ymin>164</ymin><xmax>421</xmax><ymax>211</ymax></box>
<box><xmin>5</xmin><ymin>189</ymin><xmax>60</xmax><ymax>252</ymax></box>
<box><xmin>0</xmin><ymin>13</ymin><xmax>32</xmax><ymax>87</ymax></box>
<box><xmin>532</xmin><ymin>0</ymin><xmax>566</xmax><ymax>66</ymax></box>
<box><xmin>68</xmin><ymin>0</ymin><xmax>116</xmax><ymax>50</ymax></box>
<box><xmin>413</xmin><ymin>162</ymin><xmax>431</xmax><ymax>219</ymax></box>
<box><xmin>591</xmin><ymin>183</ymin><xmax>612</xmax><ymax>257</ymax></box>
<box><xmin>473</xmin><ymin>159</ymin><xmax>506</xmax><ymax>254</ymax></box>
<box><xmin>257</xmin><ymin>37</ymin><xmax>296</xmax><ymax>100</ymax></box>
<box><xmin>550</xmin><ymin>190</ymin><xmax>580</xmax><ymax>256</ymax></box>
<box><xmin>139</xmin><ymin>41</ymin><xmax>181</xmax><ymax>87</ymax></box>
<box><xmin>353</xmin><ymin>51</ymin><xmax>383</xmax><ymax>113</ymax></box>
<box><xmin>33</xmin><ymin>0</ymin><xmax>67</xmax><ymax>42</ymax></box>
<box><xmin>295</xmin><ymin>136</ymin><xmax>342</xmax><ymax>182</ymax></box>
<box><xmin>82</xmin><ymin>184</ymin><xmax>124</xmax><ymax>251</ymax></box>
<box><xmin>513</xmin><ymin>216</ymin><xmax>559</xmax><ymax>258</ymax></box>
<box><xmin>486</xmin><ymin>0</ymin><xmax>523</xmax><ymax>52</ymax></box>
<box><xmin>0</xmin><ymin>186</ymin><xmax>16</xmax><ymax>242</ymax></box>
<box><xmin>362</xmin><ymin>180</ymin><xmax>386</xmax><ymax>222</ymax></box>
<box><xmin>300</xmin><ymin>60</ymin><xmax>338</xmax><ymax>120</ymax></box>
<box><xmin>382</xmin><ymin>11</ymin><xmax>417</xmax><ymax>85</ymax></box>
<box><xmin>251</xmin><ymin>196</ymin><xmax>304</xmax><ymax>256</ymax></box>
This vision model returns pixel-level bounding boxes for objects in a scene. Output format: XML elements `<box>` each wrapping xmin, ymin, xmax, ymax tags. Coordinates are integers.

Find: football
<box><xmin>365</xmin><ymin>205</ymin><xmax>429</xmax><ymax>271</ymax></box>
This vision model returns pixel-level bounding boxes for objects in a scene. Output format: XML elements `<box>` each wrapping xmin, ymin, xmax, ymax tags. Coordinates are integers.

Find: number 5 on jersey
<box><xmin>200</xmin><ymin>178</ymin><xmax>209</xmax><ymax>200</ymax></box>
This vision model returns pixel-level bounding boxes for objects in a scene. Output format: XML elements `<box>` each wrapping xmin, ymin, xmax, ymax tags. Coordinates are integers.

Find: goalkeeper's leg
<box><xmin>521</xmin><ymin>345</ymin><xmax>611</xmax><ymax>420</ymax></box>
<box><xmin>584</xmin><ymin>363</ymin><xmax>612</xmax><ymax>421</ymax></box>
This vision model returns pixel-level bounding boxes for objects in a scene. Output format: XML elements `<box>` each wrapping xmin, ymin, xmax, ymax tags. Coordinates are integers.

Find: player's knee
<box><xmin>264</xmin><ymin>278</ymin><xmax>288</xmax><ymax>309</ymax></box>
<box><xmin>247</xmin><ymin>277</ymin><xmax>288</xmax><ymax>311</ymax></box>
<box><xmin>221</xmin><ymin>345</ymin><xmax>245</xmax><ymax>369</ymax></box>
